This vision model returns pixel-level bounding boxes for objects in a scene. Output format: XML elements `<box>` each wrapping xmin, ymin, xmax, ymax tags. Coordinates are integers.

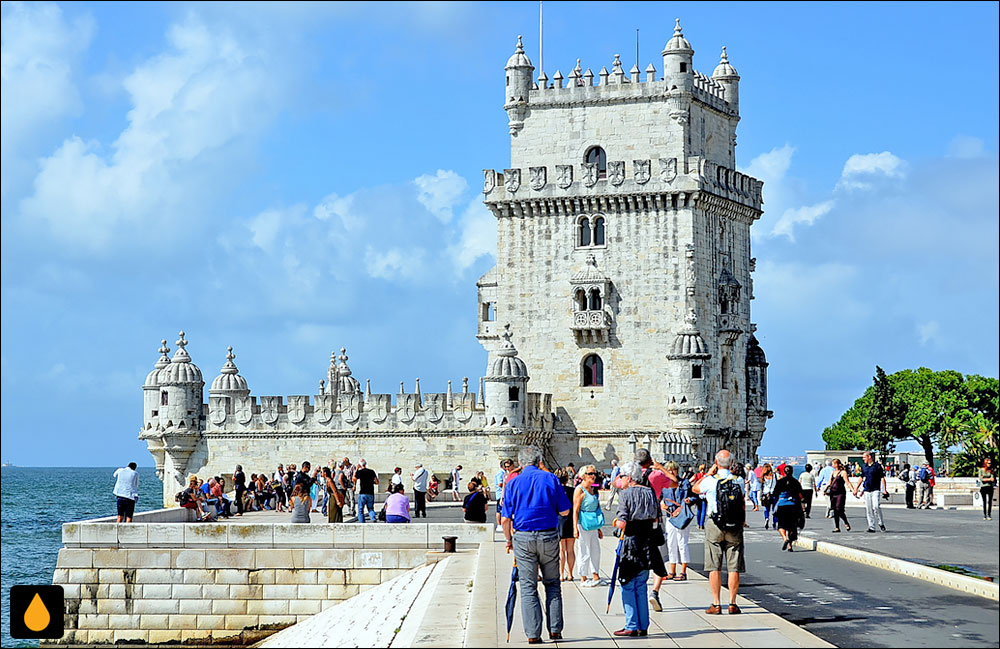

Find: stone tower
<box><xmin>479</xmin><ymin>22</ymin><xmax>771</xmax><ymax>465</ymax></box>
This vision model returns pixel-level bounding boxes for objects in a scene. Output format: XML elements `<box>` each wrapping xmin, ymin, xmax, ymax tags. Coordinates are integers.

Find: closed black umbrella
<box><xmin>505</xmin><ymin>561</ymin><xmax>518</xmax><ymax>642</ymax></box>
<box><xmin>606</xmin><ymin>536</ymin><xmax>623</xmax><ymax>613</ymax></box>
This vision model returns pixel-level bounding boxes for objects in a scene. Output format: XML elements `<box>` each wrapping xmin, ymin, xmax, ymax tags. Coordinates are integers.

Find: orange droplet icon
<box><xmin>24</xmin><ymin>592</ymin><xmax>51</xmax><ymax>632</ymax></box>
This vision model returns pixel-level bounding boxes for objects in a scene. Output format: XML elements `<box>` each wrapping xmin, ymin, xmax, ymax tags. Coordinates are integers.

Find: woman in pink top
<box><xmin>385</xmin><ymin>483</ymin><xmax>411</xmax><ymax>523</ymax></box>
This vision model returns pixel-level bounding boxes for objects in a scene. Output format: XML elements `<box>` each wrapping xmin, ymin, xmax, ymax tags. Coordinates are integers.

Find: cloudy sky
<box><xmin>1</xmin><ymin>1</ymin><xmax>997</xmax><ymax>466</ymax></box>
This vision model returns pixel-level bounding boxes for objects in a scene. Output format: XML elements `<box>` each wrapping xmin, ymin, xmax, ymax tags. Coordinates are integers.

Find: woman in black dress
<box><xmin>557</xmin><ymin>469</ymin><xmax>577</xmax><ymax>581</ymax></box>
<box><xmin>771</xmin><ymin>465</ymin><xmax>804</xmax><ymax>551</ymax></box>
<box><xmin>827</xmin><ymin>459</ymin><xmax>856</xmax><ymax>533</ymax></box>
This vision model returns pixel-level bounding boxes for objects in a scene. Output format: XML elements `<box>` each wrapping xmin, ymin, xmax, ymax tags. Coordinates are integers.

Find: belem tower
<box><xmin>139</xmin><ymin>21</ymin><xmax>772</xmax><ymax>506</ymax></box>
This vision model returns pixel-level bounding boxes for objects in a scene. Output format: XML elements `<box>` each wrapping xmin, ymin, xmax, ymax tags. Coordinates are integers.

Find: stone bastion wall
<box><xmin>48</xmin><ymin>508</ymin><xmax>491</xmax><ymax>646</ymax></box>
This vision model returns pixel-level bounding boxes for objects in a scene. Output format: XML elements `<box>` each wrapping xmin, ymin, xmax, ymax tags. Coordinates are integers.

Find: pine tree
<box><xmin>866</xmin><ymin>366</ymin><xmax>905</xmax><ymax>462</ymax></box>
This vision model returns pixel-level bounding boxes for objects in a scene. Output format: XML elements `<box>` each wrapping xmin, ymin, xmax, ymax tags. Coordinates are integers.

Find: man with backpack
<box><xmin>900</xmin><ymin>463</ymin><xmax>916</xmax><ymax>509</ymax></box>
<box><xmin>692</xmin><ymin>449</ymin><xmax>746</xmax><ymax>615</ymax></box>
<box><xmin>916</xmin><ymin>461</ymin><xmax>933</xmax><ymax>509</ymax></box>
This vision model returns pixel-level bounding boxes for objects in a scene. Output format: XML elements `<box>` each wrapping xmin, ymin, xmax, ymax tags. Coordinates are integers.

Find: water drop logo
<box><xmin>25</xmin><ymin>593</ymin><xmax>51</xmax><ymax>631</ymax></box>
<box><xmin>10</xmin><ymin>585</ymin><xmax>64</xmax><ymax>639</ymax></box>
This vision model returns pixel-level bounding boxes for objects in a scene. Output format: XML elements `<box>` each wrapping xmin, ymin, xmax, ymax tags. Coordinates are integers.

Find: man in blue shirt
<box><xmin>854</xmin><ymin>451</ymin><xmax>887</xmax><ymax>532</ymax></box>
<box><xmin>502</xmin><ymin>446</ymin><xmax>572</xmax><ymax>644</ymax></box>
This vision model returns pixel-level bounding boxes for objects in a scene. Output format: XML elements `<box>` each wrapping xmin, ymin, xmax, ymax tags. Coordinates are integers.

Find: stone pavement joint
<box><xmin>456</xmin><ymin>534</ymin><xmax>832</xmax><ymax>648</ymax></box>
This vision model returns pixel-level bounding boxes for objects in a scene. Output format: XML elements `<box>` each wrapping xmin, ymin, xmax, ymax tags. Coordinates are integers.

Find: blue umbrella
<box><xmin>505</xmin><ymin>560</ymin><xmax>518</xmax><ymax>642</ymax></box>
<box><xmin>606</xmin><ymin>536</ymin><xmax>623</xmax><ymax>613</ymax></box>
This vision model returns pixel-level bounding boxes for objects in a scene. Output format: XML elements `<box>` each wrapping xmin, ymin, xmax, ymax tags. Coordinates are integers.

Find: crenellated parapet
<box><xmin>483</xmin><ymin>158</ymin><xmax>762</xmax><ymax>212</ymax></box>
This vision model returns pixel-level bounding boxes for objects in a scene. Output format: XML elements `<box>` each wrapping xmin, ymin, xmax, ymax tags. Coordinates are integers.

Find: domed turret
<box><xmin>334</xmin><ymin>348</ymin><xmax>362</xmax><ymax>396</ymax></box>
<box><xmin>746</xmin><ymin>334</ymin><xmax>767</xmax><ymax>367</ymax></box>
<box><xmin>666</xmin><ymin>309</ymin><xmax>711</xmax><ymax>426</ymax></box>
<box><xmin>712</xmin><ymin>46</ymin><xmax>740</xmax><ymax>111</ymax></box>
<box><xmin>209</xmin><ymin>346</ymin><xmax>250</xmax><ymax>397</ymax></box>
<box><xmin>157</xmin><ymin>331</ymin><xmax>204</xmax><ymax>431</ymax></box>
<box><xmin>484</xmin><ymin>324</ymin><xmax>529</xmax><ymax>428</ymax></box>
<box><xmin>504</xmin><ymin>35</ymin><xmax>534</xmax><ymax>135</ymax></box>
<box><xmin>142</xmin><ymin>339</ymin><xmax>171</xmax><ymax>429</ymax></box>
<box><xmin>662</xmin><ymin>18</ymin><xmax>694</xmax><ymax>92</ymax></box>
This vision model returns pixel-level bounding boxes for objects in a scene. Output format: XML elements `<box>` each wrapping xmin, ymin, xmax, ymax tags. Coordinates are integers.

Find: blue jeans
<box><xmin>357</xmin><ymin>494</ymin><xmax>376</xmax><ymax>523</ymax></box>
<box><xmin>621</xmin><ymin>570</ymin><xmax>650</xmax><ymax>631</ymax></box>
<box><xmin>512</xmin><ymin>529</ymin><xmax>563</xmax><ymax>639</ymax></box>
<box><xmin>748</xmin><ymin>490</ymin><xmax>759</xmax><ymax>508</ymax></box>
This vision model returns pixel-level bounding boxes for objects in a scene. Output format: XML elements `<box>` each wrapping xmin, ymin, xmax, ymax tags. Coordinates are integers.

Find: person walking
<box><xmin>798</xmin><ymin>464</ymin><xmax>815</xmax><ymax>518</ymax></box>
<box><xmin>231</xmin><ymin>464</ymin><xmax>246</xmax><ymax>517</ymax></box>
<box><xmin>354</xmin><ymin>459</ymin><xmax>378</xmax><ymax>523</ymax></box>
<box><xmin>112</xmin><ymin>462</ymin><xmax>140</xmax><ymax>523</ymax></box>
<box><xmin>915</xmin><ymin>461</ymin><xmax>933</xmax><ymax>509</ymax></box>
<box><xmin>978</xmin><ymin>458</ymin><xmax>995</xmax><ymax>520</ymax></box>
<box><xmin>450</xmin><ymin>464</ymin><xmax>463</xmax><ymax>502</ymax></box>
<box><xmin>692</xmin><ymin>450</ymin><xmax>746</xmax><ymax>615</ymax></box>
<box><xmin>342</xmin><ymin>458</ymin><xmax>356</xmax><ymax>513</ymax></box>
<box><xmin>815</xmin><ymin>460</ymin><xmax>835</xmax><ymax>518</ymax></box>
<box><xmin>772</xmin><ymin>465</ymin><xmax>804</xmax><ymax>551</ymax></box>
<box><xmin>760</xmin><ymin>463</ymin><xmax>776</xmax><ymax>529</ymax></box>
<box><xmin>556</xmin><ymin>469</ymin><xmax>577</xmax><ymax>581</ymax></box>
<box><xmin>854</xmin><ymin>451</ymin><xmax>888</xmax><ymax>533</ymax></box>
<box><xmin>827</xmin><ymin>459</ymin><xmax>854</xmax><ymax>533</ymax></box>
<box><xmin>745</xmin><ymin>463</ymin><xmax>761</xmax><ymax>512</ymax></box>
<box><xmin>605</xmin><ymin>459</ymin><xmax>622</xmax><ymax>510</ymax></box>
<box><xmin>612</xmin><ymin>461</ymin><xmax>667</xmax><ymax>636</ymax></box>
<box><xmin>501</xmin><ymin>445</ymin><xmax>571</xmax><ymax>644</ymax></box>
<box><xmin>693</xmin><ymin>463</ymin><xmax>708</xmax><ymax>529</ymax></box>
<box><xmin>659</xmin><ymin>461</ymin><xmax>693</xmax><ymax>582</ymax></box>
<box><xmin>412</xmin><ymin>463</ymin><xmax>429</xmax><ymax>519</ymax></box>
<box><xmin>633</xmin><ymin>449</ymin><xmax>671</xmax><ymax>613</ymax></box>
<box><xmin>572</xmin><ymin>464</ymin><xmax>605</xmax><ymax>587</ymax></box>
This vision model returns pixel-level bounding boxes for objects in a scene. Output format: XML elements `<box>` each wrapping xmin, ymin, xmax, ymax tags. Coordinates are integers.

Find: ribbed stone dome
<box><xmin>668</xmin><ymin>309</ymin><xmax>711</xmax><ymax>359</ymax></box>
<box><xmin>159</xmin><ymin>332</ymin><xmax>203</xmax><ymax>385</ymax></box>
<box><xmin>210</xmin><ymin>346</ymin><xmax>249</xmax><ymax>394</ymax></box>
<box><xmin>712</xmin><ymin>47</ymin><xmax>739</xmax><ymax>79</ymax></box>
<box><xmin>144</xmin><ymin>340</ymin><xmax>171</xmax><ymax>388</ymax></box>
<box><xmin>488</xmin><ymin>325</ymin><xmax>529</xmax><ymax>379</ymax></box>
<box><xmin>663</xmin><ymin>19</ymin><xmax>692</xmax><ymax>53</ymax></box>
<box><xmin>505</xmin><ymin>35</ymin><xmax>533</xmax><ymax>69</ymax></box>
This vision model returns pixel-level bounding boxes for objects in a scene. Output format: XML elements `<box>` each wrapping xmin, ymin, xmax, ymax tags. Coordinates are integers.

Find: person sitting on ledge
<box><xmin>385</xmin><ymin>483</ymin><xmax>411</xmax><ymax>523</ymax></box>
<box><xmin>178</xmin><ymin>474</ymin><xmax>212</xmax><ymax>521</ymax></box>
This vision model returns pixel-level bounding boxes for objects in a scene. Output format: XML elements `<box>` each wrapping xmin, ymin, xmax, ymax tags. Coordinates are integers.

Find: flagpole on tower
<box><xmin>539</xmin><ymin>1</ymin><xmax>544</xmax><ymax>80</ymax></box>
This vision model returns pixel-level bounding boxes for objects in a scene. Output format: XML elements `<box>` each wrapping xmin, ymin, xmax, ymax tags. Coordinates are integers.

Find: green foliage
<box><xmin>866</xmin><ymin>366</ymin><xmax>904</xmax><ymax>460</ymax></box>
<box><xmin>823</xmin><ymin>368</ymin><xmax>998</xmax><ymax>467</ymax></box>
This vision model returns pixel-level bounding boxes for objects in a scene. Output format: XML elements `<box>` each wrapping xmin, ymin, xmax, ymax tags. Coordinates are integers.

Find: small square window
<box><xmin>691</xmin><ymin>364</ymin><xmax>702</xmax><ymax>379</ymax></box>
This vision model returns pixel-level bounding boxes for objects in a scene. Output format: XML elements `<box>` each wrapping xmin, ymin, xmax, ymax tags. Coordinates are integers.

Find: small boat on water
<box><xmin>1</xmin><ymin>460</ymin><xmax>15</xmax><ymax>467</ymax></box>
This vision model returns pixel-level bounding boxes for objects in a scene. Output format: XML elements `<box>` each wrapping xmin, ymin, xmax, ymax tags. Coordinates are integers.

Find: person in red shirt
<box><xmin>635</xmin><ymin>449</ymin><xmax>674</xmax><ymax>613</ymax></box>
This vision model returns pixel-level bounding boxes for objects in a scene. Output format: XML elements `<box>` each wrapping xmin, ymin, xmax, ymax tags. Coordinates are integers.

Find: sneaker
<box><xmin>649</xmin><ymin>590</ymin><xmax>662</xmax><ymax>612</ymax></box>
<box><xmin>832</xmin><ymin>528</ymin><xmax>841</xmax><ymax>533</ymax></box>
<box><xmin>867</xmin><ymin>528</ymin><xmax>876</xmax><ymax>533</ymax></box>
<box><xmin>879</xmin><ymin>525</ymin><xmax>887</xmax><ymax>532</ymax></box>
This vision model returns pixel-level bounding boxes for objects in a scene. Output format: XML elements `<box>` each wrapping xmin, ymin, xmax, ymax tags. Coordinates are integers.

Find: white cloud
<box><xmin>917</xmin><ymin>321</ymin><xmax>940</xmax><ymax>346</ymax></box>
<box><xmin>1</xmin><ymin>2</ymin><xmax>94</xmax><ymax>199</ymax></box>
<box><xmin>837</xmin><ymin>151</ymin><xmax>905</xmax><ymax>191</ymax></box>
<box><xmin>771</xmin><ymin>200</ymin><xmax>834</xmax><ymax>242</ymax></box>
<box><xmin>413</xmin><ymin>169</ymin><xmax>468</xmax><ymax>223</ymax></box>
<box><xmin>947</xmin><ymin>135</ymin><xmax>986</xmax><ymax>159</ymax></box>
<box><xmin>18</xmin><ymin>16</ymin><xmax>284</xmax><ymax>252</ymax></box>
<box><xmin>314</xmin><ymin>192</ymin><xmax>363</xmax><ymax>231</ymax></box>
<box><xmin>448</xmin><ymin>200</ymin><xmax>496</xmax><ymax>274</ymax></box>
<box><xmin>365</xmin><ymin>246</ymin><xmax>421</xmax><ymax>280</ymax></box>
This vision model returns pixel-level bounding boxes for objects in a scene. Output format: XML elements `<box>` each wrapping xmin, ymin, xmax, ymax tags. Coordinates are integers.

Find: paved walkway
<box><xmin>464</xmin><ymin>535</ymin><xmax>831</xmax><ymax>648</ymax></box>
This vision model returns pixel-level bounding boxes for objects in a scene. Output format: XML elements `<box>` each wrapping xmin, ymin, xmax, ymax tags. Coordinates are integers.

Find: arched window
<box><xmin>508</xmin><ymin>386</ymin><xmax>520</xmax><ymax>402</ymax></box>
<box><xmin>161</xmin><ymin>391</ymin><xmax>169</xmax><ymax>406</ymax></box>
<box><xmin>588</xmin><ymin>288</ymin><xmax>602</xmax><ymax>311</ymax></box>
<box><xmin>585</xmin><ymin>146</ymin><xmax>607</xmax><ymax>179</ymax></box>
<box><xmin>593</xmin><ymin>216</ymin><xmax>605</xmax><ymax>246</ymax></box>
<box><xmin>578</xmin><ymin>217</ymin><xmax>591</xmax><ymax>246</ymax></box>
<box><xmin>575</xmin><ymin>289</ymin><xmax>587</xmax><ymax>311</ymax></box>
<box><xmin>582</xmin><ymin>354</ymin><xmax>604</xmax><ymax>387</ymax></box>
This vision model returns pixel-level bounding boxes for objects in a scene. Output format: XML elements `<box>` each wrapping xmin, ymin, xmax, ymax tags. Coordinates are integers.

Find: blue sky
<box><xmin>1</xmin><ymin>1</ymin><xmax>997</xmax><ymax>466</ymax></box>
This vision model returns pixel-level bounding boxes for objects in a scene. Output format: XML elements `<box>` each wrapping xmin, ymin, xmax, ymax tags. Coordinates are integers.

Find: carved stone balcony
<box><xmin>717</xmin><ymin>313</ymin><xmax>742</xmax><ymax>346</ymax></box>
<box><xmin>572</xmin><ymin>309</ymin><xmax>612</xmax><ymax>343</ymax></box>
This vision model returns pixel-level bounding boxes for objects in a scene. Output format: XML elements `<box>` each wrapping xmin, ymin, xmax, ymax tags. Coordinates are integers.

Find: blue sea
<box><xmin>1</xmin><ymin>467</ymin><xmax>163</xmax><ymax>648</ymax></box>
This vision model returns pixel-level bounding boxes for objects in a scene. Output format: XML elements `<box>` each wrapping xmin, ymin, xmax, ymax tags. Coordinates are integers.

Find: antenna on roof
<box><xmin>636</xmin><ymin>28</ymin><xmax>639</xmax><ymax>71</ymax></box>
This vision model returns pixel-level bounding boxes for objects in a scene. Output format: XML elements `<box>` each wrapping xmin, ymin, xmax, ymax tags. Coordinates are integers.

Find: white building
<box><xmin>140</xmin><ymin>22</ymin><xmax>771</xmax><ymax>506</ymax></box>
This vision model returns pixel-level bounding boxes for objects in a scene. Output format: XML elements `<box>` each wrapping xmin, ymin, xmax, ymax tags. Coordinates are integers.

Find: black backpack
<box><xmin>711</xmin><ymin>477</ymin><xmax>745</xmax><ymax>531</ymax></box>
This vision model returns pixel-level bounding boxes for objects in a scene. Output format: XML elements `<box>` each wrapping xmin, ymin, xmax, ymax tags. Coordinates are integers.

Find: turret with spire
<box><xmin>712</xmin><ymin>46</ymin><xmax>740</xmax><ymax>112</ymax></box>
<box><xmin>504</xmin><ymin>35</ymin><xmax>534</xmax><ymax>135</ymax></box>
<box><xmin>662</xmin><ymin>18</ymin><xmax>694</xmax><ymax>92</ymax></box>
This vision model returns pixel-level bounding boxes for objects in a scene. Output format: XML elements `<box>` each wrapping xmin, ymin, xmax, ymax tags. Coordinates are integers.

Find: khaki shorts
<box><xmin>704</xmin><ymin>518</ymin><xmax>745</xmax><ymax>573</ymax></box>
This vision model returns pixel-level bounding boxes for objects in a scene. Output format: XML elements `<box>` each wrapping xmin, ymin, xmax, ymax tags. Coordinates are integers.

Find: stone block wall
<box><xmin>50</xmin><ymin>519</ymin><xmax>492</xmax><ymax>645</ymax></box>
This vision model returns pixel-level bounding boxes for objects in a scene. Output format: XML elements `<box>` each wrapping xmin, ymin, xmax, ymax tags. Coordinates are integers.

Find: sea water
<box><xmin>1</xmin><ymin>467</ymin><xmax>163</xmax><ymax>647</ymax></box>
